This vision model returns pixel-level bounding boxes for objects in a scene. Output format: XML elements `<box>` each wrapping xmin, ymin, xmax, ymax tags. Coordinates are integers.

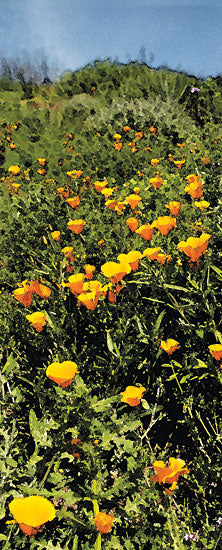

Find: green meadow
<box><xmin>0</xmin><ymin>61</ymin><xmax>222</xmax><ymax>549</ymax></box>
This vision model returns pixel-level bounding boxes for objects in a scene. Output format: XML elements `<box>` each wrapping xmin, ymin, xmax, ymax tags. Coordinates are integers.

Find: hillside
<box><xmin>0</xmin><ymin>61</ymin><xmax>222</xmax><ymax>550</ymax></box>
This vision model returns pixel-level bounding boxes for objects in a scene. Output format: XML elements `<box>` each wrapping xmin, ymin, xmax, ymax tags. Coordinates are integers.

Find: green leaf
<box><xmin>211</xmin><ymin>265</ymin><xmax>222</xmax><ymax>278</ymax></box>
<box><xmin>141</xmin><ymin>399</ymin><xmax>150</xmax><ymax>411</ymax></box>
<box><xmin>6</xmin><ymin>457</ymin><xmax>17</xmax><ymax>467</ymax></box>
<box><xmin>153</xmin><ymin>310</ymin><xmax>165</xmax><ymax>337</ymax></box>
<box><xmin>163</xmin><ymin>283</ymin><xmax>192</xmax><ymax>292</ymax></box>
<box><xmin>106</xmin><ymin>330</ymin><xmax>118</xmax><ymax>357</ymax></box>
<box><xmin>180</xmin><ymin>375</ymin><xmax>192</xmax><ymax>384</ymax></box>
<box><xmin>193</xmin><ymin>359</ymin><xmax>208</xmax><ymax>369</ymax></box>
<box><xmin>127</xmin><ymin>456</ymin><xmax>138</xmax><ymax>472</ymax></box>
<box><xmin>2</xmin><ymin>353</ymin><xmax>18</xmax><ymax>374</ymax></box>
<box><xmin>29</xmin><ymin>410</ymin><xmax>59</xmax><ymax>447</ymax></box>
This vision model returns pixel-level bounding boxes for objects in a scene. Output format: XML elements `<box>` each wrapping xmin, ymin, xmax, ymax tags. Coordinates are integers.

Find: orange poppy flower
<box><xmin>29</xmin><ymin>281</ymin><xmax>51</xmax><ymax>299</ymax></box>
<box><xmin>174</xmin><ymin>159</ymin><xmax>186</xmax><ymax>170</ymax></box>
<box><xmin>208</xmin><ymin>344</ymin><xmax>222</xmax><ymax>360</ymax></box>
<box><xmin>46</xmin><ymin>361</ymin><xmax>78</xmax><ymax>388</ymax></box>
<box><xmin>128</xmin><ymin>141</ymin><xmax>138</xmax><ymax>152</ymax></box>
<box><xmin>66</xmin><ymin>273</ymin><xmax>85</xmax><ymax>295</ymax></box>
<box><xmin>94</xmin><ymin>512</ymin><xmax>114</xmax><ymax>534</ymax></box>
<box><xmin>165</xmin><ymin>201</ymin><xmax>181</xmax><ymax>216</ymax></box>
<box><xmin>152</xmin><ymin>216</ymin><xmax>176</xmax><ymax>236</ymax></box>
<box><xmin>135</xmin><ymin>131</ymin><xmax>143</xmax><ymax>140</ymax></box>
<box><xmin>126</xmin><ymin>217</ymin><xmax>139</xmax><ymax>232</ymax></box>
<box><xmin>177</xmin><ymin>234</ymin><xmax>211</xmax><ymax>262</ymax></box>
<box><xmin>149</xmin><ymin>176</ymin><xmax>163</xmax><ymax>189</ymax></box>
<box><xmin>66</xmin><ymin>196</ymin><xmax>80</xmax><ymax>209</ymax></box>
<box><xmin>77</xmin><ymin>290</ymin><xmax>101</xmax><ymax>310</ymax></box>
<box><xmin>201</xmin><ymin>157</ymin><xmax>210</xmax><ymax>165</ymax></box>
<box><xmin>149</xmin><ymin>126</ymin><xmax>157</xmax><ymax>135</ymax></box>
<box><xmin>151</xmin><ymin>158</ymin><xmax>159</xmax><ymax>166</ymax></box>
<box><xmin>136</xmin><ymin>224</ymin><xmax>154</xmax><ymax>241</ymax></box>
<box><xmin>94</xmin><ymin>180</ymin><xmax>108</xmax><ymax>193</ymax></box>
<box><xmin>113</xmin><ymin>133</ymin><xmax>122</xmax><ymax>141</ymax></box>
<box><xmin>107</xmin><ymin>288</ymin><xmax>116</xmax><ymax>303</ymax></box>
<box><xmin>62</xmin><ymin>246</ymin><xmax>75</xmax><ymax>261</ymax></box>
<box><xmin>9</xmin><ymin>143</ymin><xmax>16</xmax><ymax>150</ymax></box>
<box><xmin>84</xmin><ymin>264</ymin><xmax>96</xmax><ymax>280</ymax></box>
<box><xmin>12</xmin><ymin>287</ymin><xmax>33</xmax><ymax>306</ymax></box>
<box><xmin>125</xmin><ymin>194</ymin><xmax>142</xmax><ymax>210</ymax></box>
<box><xmin>160</xmin><ymin>339</ymin><xmax>180</xmax><ymax>354</ymax></box>
<box><xmin>37</xmin><ymin>158</ymin><xmax>46</xmax><ymax>166</ymax></box>
<box><xmin>8</xmin><ymin>496</ymin><xmax>56</xmax><ymax>536</ymax></box>
<box><xmin>194</xmin><ymin>201</ymin><xmax>210</xmax><ymax>211</ymax></box>
<box><xmin>51</xmin><ymin>231</ymin><xmax>61</xmax><ymax>242</ymax></box>
<box><xmin>105</xmin><ymin>199</ymin><xmax>117</xmax><ymax>211</ymax></box>
<box><xmin>115</xmin><ymin>201</ymin><xmax>125</xmax><ymax>215</ymax></box>
<box><xmin>66</xmin><ymin>170</ymin><xmax>83</xmax><ymax>179</ymax></box>
<box><xmin>185</xmin><ymin>179</ymin><xmax>203</xmax><ymax>199</ymax></box>
<box><xmin>123</xmin><ymin>126</ymin><xmax>131</xmax><ymax>132</ymax></box>
<box><xmin>117</xmin><ymin>251</ymin><xmax>142</xmax><ymax>272</ymax></box>
<box><xmin>150</xmin><ymin>457</ymin><xmax>189</xmax><ymax>491</ymax></box>
<box><xmin>23</xmin><ymin>169</ymin><xmax>30</xmax><ymax>180</ymax></box>
<box><xmin>143</xmin><ymin>247</ymin><xmax>161</xmax><ymax>260</ymax></box>
<box><xmin>26</xmin><ymin>312</ymin><xmax>47</xmax><ymax>332</ymax></box>
<box><xmin>101</xmin><ymin>187</ymin><xmax>114</xmax><ymax>199</ymax></box>
<box><xmin>55</xmin><ymin>186</ymin><xmax>70</xmax><ymax>199</ymax></box>
<box><xmin>37</xmin><ymin>168</ymin><xmax>46</xmax><ymax>175</ymax></box>
<box><xmin>133</xmin><ymin>186</ymin><xmax>141</xmax><ymax>194</ymax></box>
<box><xmin>67</xmin><ymin>219</ymin><xmax>85</xmax><ymax>234</ymax></box>
<box><xmin>8</xmin><ymin>165</ymin><xmax>20</xmax><ymax>176</ymax></box>
<box><xmin>156</xmin><ymin>253</ymin><xmax>172</xmax><ymax>265</ymax></box>
<box><xmin>101</xmin><ymin>261</ymin><xmax>131</xmax><ymax>284</ymax></box>
<box><xmin>114</xmin><ymin>142</ymin><xmax>123</xmax><ymax>151</ymax></box>
<box><xmin>120</xmin><ymin>386</ymin><xmax>146</xmax><ymax>407</ymax></box>
<box><xmin>177</xmin><ymin>142</ymin><xmax>186</xmax><ymax>148</ymax></box>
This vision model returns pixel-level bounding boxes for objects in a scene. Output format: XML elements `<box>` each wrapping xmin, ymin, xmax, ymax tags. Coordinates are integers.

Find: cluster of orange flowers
<box><xmin>13</xmin><ymin>280</ymin><xmax>51</xmax><ymax>307</ymax></box>
<box><xmin>185</xmin><ymin>174</ymin><xmax>203</xmax><ymax>199</ymax></box>
<box><xmin>178</xmin><ymin>234</ymin><xmax>211</xmax><ymax>263</ymax></box>
<box><xmin>112</xmin><ymin>128</ymin><xmax>145</xmax><ymax>153</ymax></box>
<box><xmin>150</xmin><ymin>458</ymin><xmax>189</xmax><ymax>494</ymax></box>
<box><xmin>6</xmin><ymin>120</ymin><xmax>218</xmax><ymax>541</ymax></box>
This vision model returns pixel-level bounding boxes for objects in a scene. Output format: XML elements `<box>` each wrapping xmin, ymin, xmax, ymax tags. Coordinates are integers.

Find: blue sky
<box><xmin>0</xmin><ymin>0</ymin><xmax>221</xmax><ymax>79</ymax></box>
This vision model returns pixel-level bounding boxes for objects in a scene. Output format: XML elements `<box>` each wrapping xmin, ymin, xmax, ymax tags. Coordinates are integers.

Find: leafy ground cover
<box><xmin>0</xmin><ymin>61</ymin><xmax>222</xmax><ymax>549</ymax></box>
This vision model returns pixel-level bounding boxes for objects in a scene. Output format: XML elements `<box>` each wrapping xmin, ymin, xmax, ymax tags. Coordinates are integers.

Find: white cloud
<box><xmin>21</xmin><ymin>0</ymin><xmax>86</xmax><ymax>72</ymax></box>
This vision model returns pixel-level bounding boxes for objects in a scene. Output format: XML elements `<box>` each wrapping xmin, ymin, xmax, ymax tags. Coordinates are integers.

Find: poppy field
<box><xmin>0</xmin><ymin>61</ymin><xmax>222</xmax><ymax>549</ymax></box>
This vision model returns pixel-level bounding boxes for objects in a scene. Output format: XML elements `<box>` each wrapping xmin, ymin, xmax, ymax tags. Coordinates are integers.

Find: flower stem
<box><xmin>95</xmin><ymin>533</ymin><xmax>102</xmax><ymax>550</ymax></box>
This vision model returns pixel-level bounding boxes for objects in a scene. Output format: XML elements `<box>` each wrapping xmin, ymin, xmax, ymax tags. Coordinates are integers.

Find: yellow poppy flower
<box><xmin>26</xmin><ymin>312</ymin><xmax>47</xmax><ymax>333</ymax></box>
<box><xmin>120</xmin><ymin>386</ymin><xmax>146</xmax><ymax>407</ymax></box>
<box><xmin>160</xmin><ymin>339</ymin><xmax>180</xmax><ymax>354</ymax></box>
<box><xmin>8</xmin><ymin>496</ymin><xmax>56</xmax><ymax>536</ymax></box>
<box><xmin>46</xmin><ymin>361</ymin><xmax>78</xmax><ymax>388</ymax></box>
<box><xmin>8</xmin><ymin>165</ymin><xmax>20</xmax><ymax>176</ymax></box>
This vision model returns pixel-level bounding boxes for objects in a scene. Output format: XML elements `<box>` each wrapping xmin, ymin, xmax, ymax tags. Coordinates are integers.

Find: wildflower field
<box><xmin>0</xmin><ymin>61</ymin><xmax>222</xmax><ymax>549</ymax></box>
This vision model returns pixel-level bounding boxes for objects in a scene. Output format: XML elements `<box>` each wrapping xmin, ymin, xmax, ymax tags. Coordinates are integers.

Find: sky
<box><xmin>0</xmin><ymin>0</ymin><xmax>221</xmax><ymax>80</ymax></box>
